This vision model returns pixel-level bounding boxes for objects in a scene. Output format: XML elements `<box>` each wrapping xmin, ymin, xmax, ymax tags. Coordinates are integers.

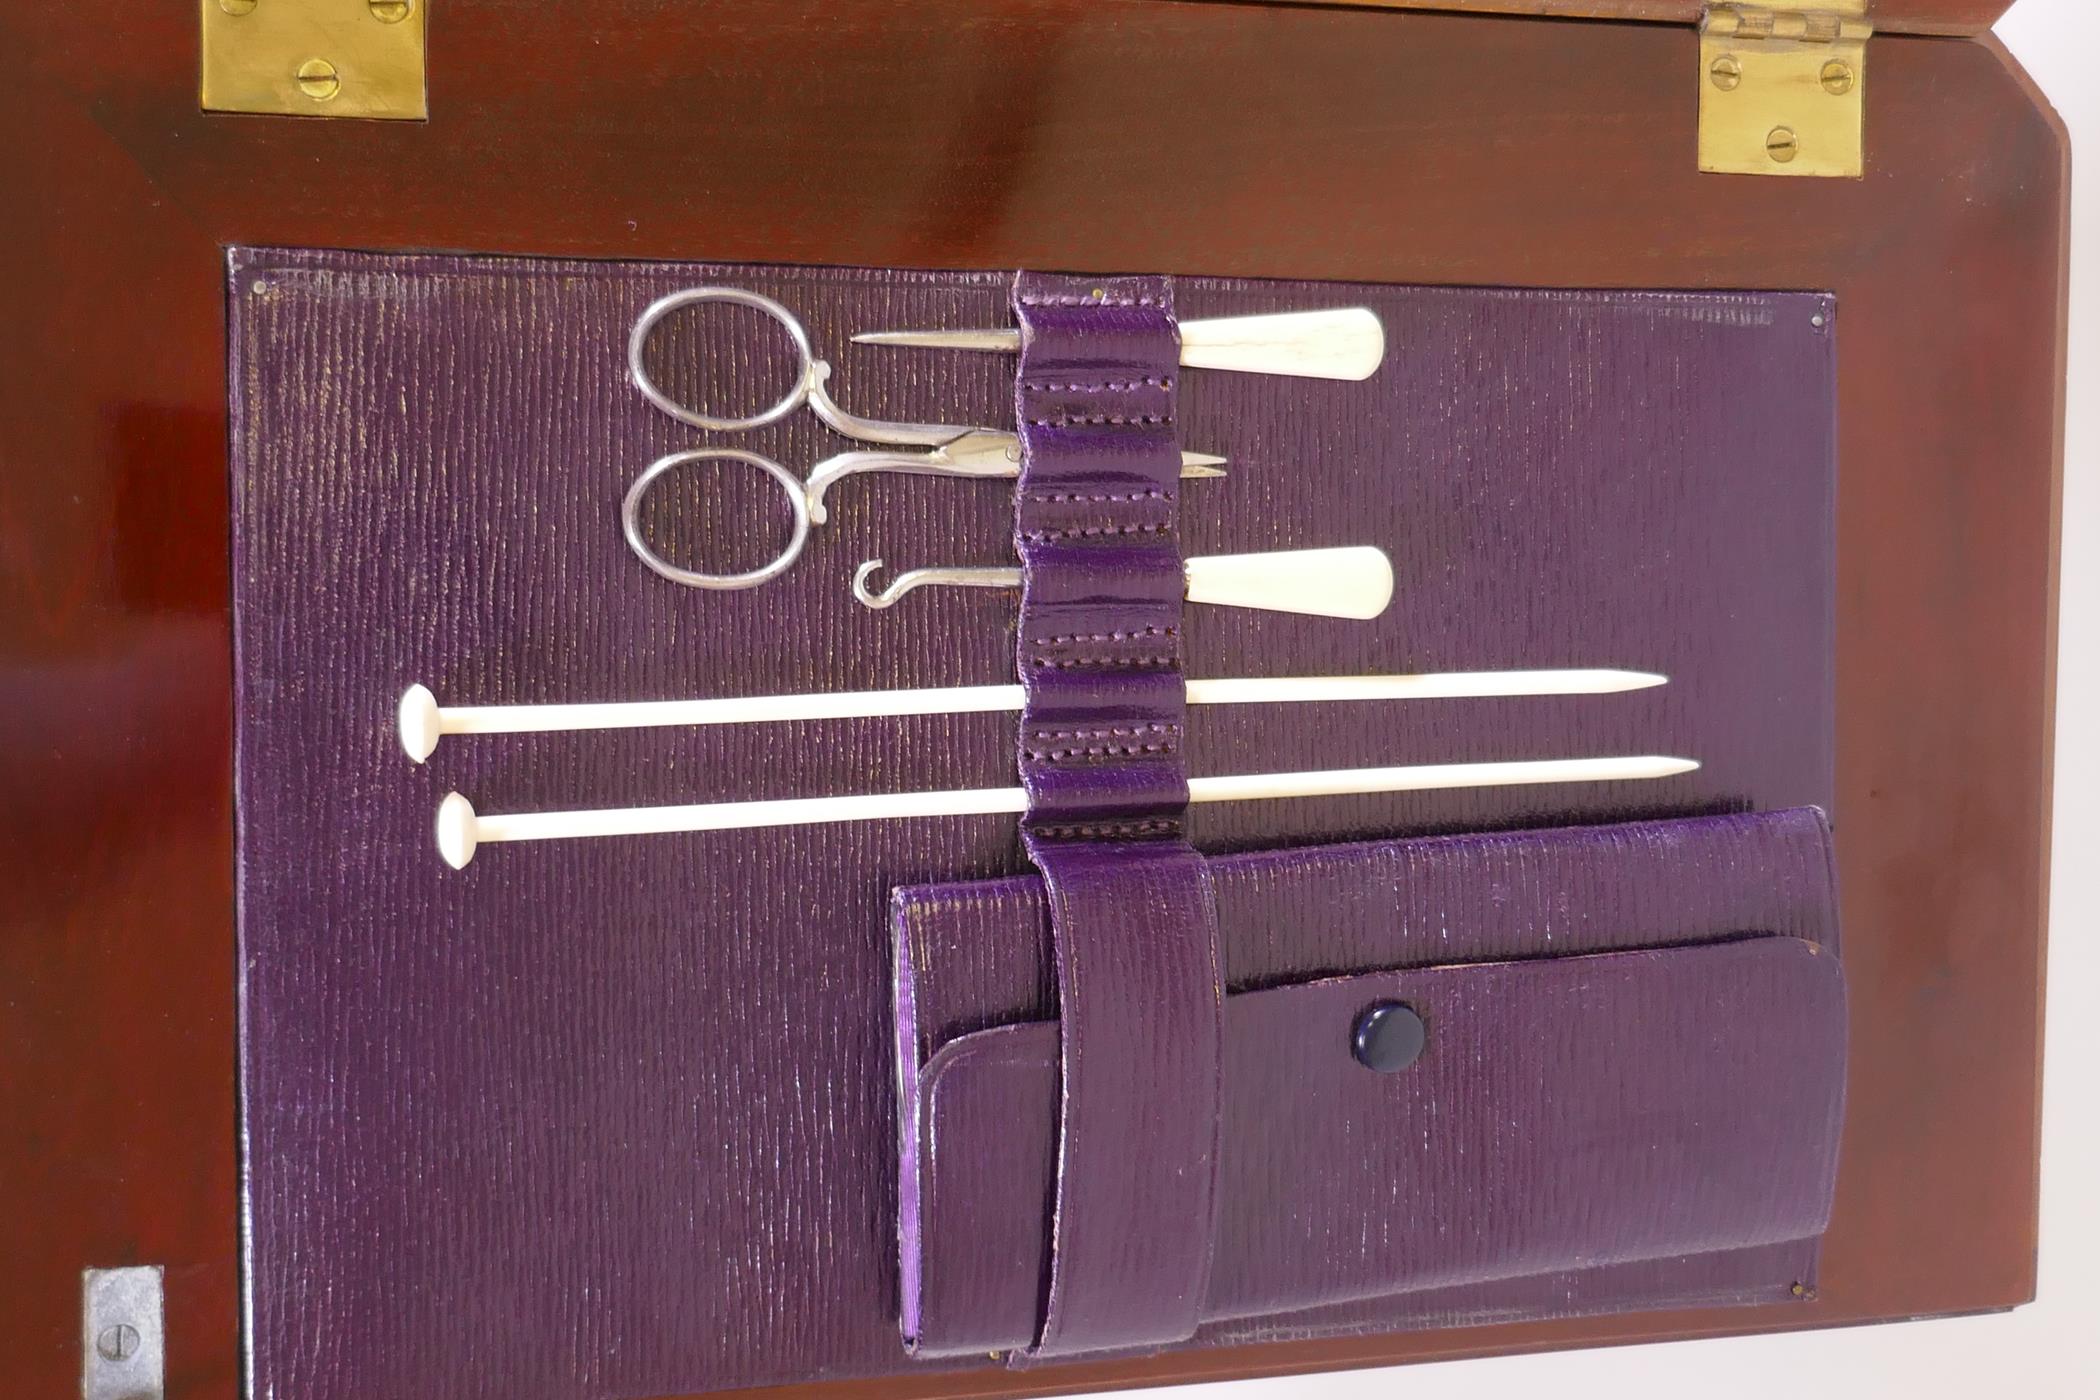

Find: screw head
<box><xmin>218</xmin><ymin>0</ymin><xmax>259</xmax><ymax>15</ymax></box>
<box><xmin>295</xmin><ymin>57</ymin><xmax>341</xmax><ymax>102</ymax></box>
<box><xmin>1766</xmin><ymin>126</ymin><xmax>1800</xmax><ymax>163</ymax></box>
<box><xmin>369</xmin><ymin>0</ymin><xmax>413</xmax><ymax>21</ymax></box>
<box><xmin>95</xmin><ymin>1323</ymin><xmax>140</xmax><ymax>1362</ymax></box>
<box><xmin>1820</xmin><ymin>60</ymin><xmax>1856</xmax><ymax>96</ymax></box>
<box><xmin>1709</xmin><ymin>54</ymin><xmax>1743</xmax><ymax>91</ymax></box>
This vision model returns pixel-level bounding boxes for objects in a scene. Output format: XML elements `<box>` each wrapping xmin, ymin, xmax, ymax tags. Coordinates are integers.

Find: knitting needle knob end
<box><xmin>400</xmin><ymin>684</ymin><xmax>442</xmax><ymax>763</ymax></box>
<box><xmin>437</xmin><ymin>792</ymin><xmax>480</xmax><ymax>870</ymax></box>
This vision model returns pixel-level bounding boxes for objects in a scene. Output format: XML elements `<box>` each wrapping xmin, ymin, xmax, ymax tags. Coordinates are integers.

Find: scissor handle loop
<box><xmin>628</xmin><ymin>287</ymin><xmax>816</xmax><ymax>433</ymax></box>
<box><xmin>621</xmin><ymin>448</ymin><xmax>812</xmax><ymax>591</ymax></box>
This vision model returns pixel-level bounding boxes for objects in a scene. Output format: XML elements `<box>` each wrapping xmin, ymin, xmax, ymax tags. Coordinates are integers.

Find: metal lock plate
<box><xmin>201</xmin><ymin>0</ymin><xmax>428</xmax><ymax>119</ymax></box>
<box><xmin>1699</xmin><ymin>3</ymin><xmax>1869</xmax><ymax>178</ymax></box>
<box><xmin>82</xmin><ymin>1267</ymin><xmax>165</xmax><ymax>1400</ymax></box>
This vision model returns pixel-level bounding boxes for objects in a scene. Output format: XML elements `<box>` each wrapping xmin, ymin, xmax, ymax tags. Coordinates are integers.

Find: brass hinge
<box><xmin>1699</xmin><ymin>3</ymin><xmax>1869</xmax><ymax>178</ymax></box>
<box><xmin>201</xmin><ymin>0</ymin><xmax>427</xmax><ymax>120</ymax></box>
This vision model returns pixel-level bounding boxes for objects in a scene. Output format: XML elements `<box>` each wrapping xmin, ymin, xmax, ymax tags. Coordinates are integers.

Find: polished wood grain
<box><xmin>0</xmin><ymin>2</ymin><xmax>2063</xmax><ymax>1398</ymax></box>
<box><xmin>1244</xmin><ymin>0</ymin><xmax>2017</xmax><ymax>39</ymax></box>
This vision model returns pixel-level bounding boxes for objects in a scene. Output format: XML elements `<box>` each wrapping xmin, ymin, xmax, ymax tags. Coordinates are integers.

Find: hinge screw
<box><xmin>295</xmin><ymin>57</ymin><xmax>342</xmax><ymax>102</ymax></box>
<box><xmin>1766</xmin><ymin>127</ymin><xmax>1800</xmax><ymax>163</ymax></box>
<box><xmin>95</xmin><ymin>1323</ymin><xmax>140</xmax><ymax>1362</ymax></box>
<box><xmin>369</xmin><ymin>1</ymin><xmax>413</xmax><ymax>21</ymax></box>
<box><xmin>1820</xmin><ymin>60</ymin><xmax>1856</xmax><ymax>96</ymax></box>
<box><xmin>218</xmin><ymin>0</ymin><xmax>258</xmax><ymax>14</ymax></box>
<box><xmin>1709</xmin><ymin>54</ymin><xmax>1743</xmax><ymax>91</ymax></box>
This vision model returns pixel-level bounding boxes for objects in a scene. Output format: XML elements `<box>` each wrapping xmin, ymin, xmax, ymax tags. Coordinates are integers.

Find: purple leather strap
<box><xmin>1013</xmin><ymin>272</ymin><xmax>1189</xmax><ymax>829</ymax></box>
<box><xmin>1011</xmin><ymin>271</ymin><xmax>1224</xmax><ymax>1357</ymax></box>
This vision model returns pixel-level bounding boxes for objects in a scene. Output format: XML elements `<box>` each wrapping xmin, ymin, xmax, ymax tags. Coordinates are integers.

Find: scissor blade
<box><xmin>853</xmin><ymin>329</ymin><xmax>1023</xmax><ymax>351</ymax></box>
<box><xmin>1180</xmin><ymin>453</ymin><xmax>1228</xmax><ymax>474</ymax></box>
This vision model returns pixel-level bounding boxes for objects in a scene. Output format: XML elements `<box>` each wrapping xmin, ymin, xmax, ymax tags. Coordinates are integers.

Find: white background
<box><xmin>1124</xmin><ymin>3</ymin><xmax>2098</xmax><ymax>1395</ymax></box>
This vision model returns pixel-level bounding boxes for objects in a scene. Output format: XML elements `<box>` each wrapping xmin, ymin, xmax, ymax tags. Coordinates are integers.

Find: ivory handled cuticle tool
<box><xmin>854</xmin><ymin>308</ymin><xmax>1387</xmax><ymax>382</ymax></box>
<box><xmin>399</xmin><ymin>670</ymin><xmax>1669</xmax><ymax>764</ymax></box>
<box><xmin>434</xmin><ymin>755</ymin><xmax>1701</xmax><ymax>869</ymax></box>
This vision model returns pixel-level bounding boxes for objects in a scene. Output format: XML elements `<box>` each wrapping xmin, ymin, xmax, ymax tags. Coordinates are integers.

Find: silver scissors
<box><xmin>620</xmin><ymin>287</ymin><xmax>1226</xmax><ymax>591</ymax></box>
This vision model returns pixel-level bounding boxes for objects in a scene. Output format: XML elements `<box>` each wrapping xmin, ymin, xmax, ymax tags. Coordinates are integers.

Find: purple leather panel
<box><xmin>905</xmin><ymin>936</ymin><xmax>1846</xmax><ymax>1352</ymax></box>
<box><xmin>1014</xmin><ymin>839</ymin><xmax>1223</xmax><ymax>1357</ymax></box>
<box><xmin>1009</xmin><ymin>272</ymin><xmax>1223</xmax><ymax>1356</ymax></box>
<box><xmin>896</xmin><ymin>806</ymin><xmax>1841</xmax><ymax>1062</ymax></box>
<box><xmin>232</xmin><ymin>250</ymin><xmax>1837</xmax><ymax>1400</ymax></box>
<box><xmin>1013</xmin><ymin>271</ymin><xmax>1189</xmax><ymax>829</ymax></box>
<box><xmin>894</xmin><ymin>807</ymin><xmax>1843</xmax><ymax>1353</ymax></box>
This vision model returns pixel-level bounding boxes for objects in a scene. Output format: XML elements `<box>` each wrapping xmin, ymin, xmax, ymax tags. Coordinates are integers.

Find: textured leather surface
<box><xmin>231</xmin><ymin>250</ymin><xmax>1837</xmax><ymax>1400</ymax></box>
<box><xmin>895</xmin><ymin>807</ymin><xmax>1845</xmax><ymax>1353</ymax></box>
<box><xmin>905</xmin><ymin>935</ymin><xmax>1846</xmax><ymax>1353</ymax></box>
<box><xmin>896</xmin><ymin>806</ymin><xmax>1843</xmax><ymax>1056</ymax></box>
<box><xmin>1010</xmin><ymin>838</ymin><xmax>1223</xmax><ymax>1357</ymax></box>
<box><xmin>1012</xmin><ymin>271</ymin><xmax>1191</xmax><ymax>829</ymax></box>
<box><xmin>1007</xmin><ymin>272</ymin><xmax>1224</xmax><ymax>1357</ymax></box>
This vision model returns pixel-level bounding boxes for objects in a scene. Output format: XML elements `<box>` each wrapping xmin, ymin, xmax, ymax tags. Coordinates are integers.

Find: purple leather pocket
<box><xmin>892</xmin><ymin>808</ymin><xmax>1847</xmax><ymax>1356</ymax></box>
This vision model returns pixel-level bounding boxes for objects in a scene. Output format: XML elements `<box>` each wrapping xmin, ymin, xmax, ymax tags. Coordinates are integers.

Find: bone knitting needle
<box><xmin>399</xmin><ymin>670</ymin><xmax>1668</xmax><ymax>763</ymax></box>
<box><xmin>434</xmin><ymin>756</ymin><xmax>1699</xmax><ymax>869</ymax></box>
<box><xmin>853</xmin><ymin>308</ymin><xmax>1387</xmax><ymax>382</ymax></box>
<box><xmin>853</xmin><ymin>546</ymin><xmax>1396</xmax><ymax>619</ymax></box>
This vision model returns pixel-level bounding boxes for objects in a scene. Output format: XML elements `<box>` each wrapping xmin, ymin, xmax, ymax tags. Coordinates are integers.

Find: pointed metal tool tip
<box><xmin>850</xmin><ymin>328</ymin><xmax>1021</xmax><ymax>352</ymax></box>
<box><xmin>1181</xmin><ymin>451</ymin><xmax>1229</xmax><ymax>470</ymax></box>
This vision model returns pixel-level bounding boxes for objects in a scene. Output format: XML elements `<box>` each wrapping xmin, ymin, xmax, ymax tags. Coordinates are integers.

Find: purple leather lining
<box><xmin>1009</xmin><ymin>840</ymin><xmax>1223</xmax><ymax>1357</ymax></box>
<box><xmin>231</xmin><ymin>251</ymin><xmax>1840</xmax><ymax>1400</ymax></box>
<box><xmin>905</xmin><ymin>938</ymin><xmax>1845</xmax><ymax>1353</ymax></box>
<box><xmin>1013</xmin><ymin>274</ymin><xmax>1190</xmax><ymax>830</ymax></box>
<box><xmin>1009</xmin><ymin>272</ymin><xmax>1224</xmax><ymax>1357</ymax></box>
<box><xmin>893</xmin><ymin>807</ymin><xmax>1846</xmax><ymax>1353</ymax></box>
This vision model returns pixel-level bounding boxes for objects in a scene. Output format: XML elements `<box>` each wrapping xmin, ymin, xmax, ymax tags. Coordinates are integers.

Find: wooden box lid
<box><xmin>1247</xmin><ymin>1</ymin><xmax>2013</xmax><ymax>38</ymax></box>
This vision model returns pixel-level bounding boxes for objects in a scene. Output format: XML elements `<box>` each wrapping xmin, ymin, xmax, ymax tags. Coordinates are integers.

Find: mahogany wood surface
<box><xmin>0</xmin><ymin>2</ymin><xmax>2064</xmax><ymax>1398</ymax></box>
<box><xmin>1242</xmin><ymin>0</ymin><xmax>2016</xmax><ymax>39</ymax></box>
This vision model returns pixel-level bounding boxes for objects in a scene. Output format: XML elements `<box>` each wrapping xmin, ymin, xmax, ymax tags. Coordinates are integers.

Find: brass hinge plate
<box><xmin>1699</xmin><ymin>3</ymin><xmax>1868</xmax><ymax>178</ymax></box>
<box><xmin>201</xmin><ymin>0</ymin><xmax>427</xmax><ymax>120</ymax></box>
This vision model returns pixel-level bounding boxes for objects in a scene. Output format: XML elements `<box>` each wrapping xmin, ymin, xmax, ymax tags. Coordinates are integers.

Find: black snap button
<box><xmin>1352</xmin><ymin>1001</ymin><xmax>1426</xmax><ymax>1072</ymax></box>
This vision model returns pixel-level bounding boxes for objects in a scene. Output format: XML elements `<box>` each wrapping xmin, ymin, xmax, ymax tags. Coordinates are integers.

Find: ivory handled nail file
<box><xmin>434</xmin><ymin>756</ymin><xmax>1701</xmax><ymax>869</ymax></box>
<box><xmin>399</xmin><ymin>670</ymin><xmax>1669</xmax><ymax>763</ymax></box>
<box><xmin>854</xmin><ymin>308</ymin><xmax>1387</xmax><ymax>382</ymax></box>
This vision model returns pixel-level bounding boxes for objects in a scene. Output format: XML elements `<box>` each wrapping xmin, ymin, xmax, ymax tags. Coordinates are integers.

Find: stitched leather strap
<box><xmin>1012</xmin><ymin>271</ymin><xmax>1224</xmax><ymax>1357</ymax></box>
